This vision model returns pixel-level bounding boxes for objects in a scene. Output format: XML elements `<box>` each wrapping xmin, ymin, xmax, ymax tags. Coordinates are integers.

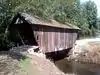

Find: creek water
<box><xmin>55</xmin><ymin>59</ymin><xmax>100</xmax><ymax>75</ymax></box>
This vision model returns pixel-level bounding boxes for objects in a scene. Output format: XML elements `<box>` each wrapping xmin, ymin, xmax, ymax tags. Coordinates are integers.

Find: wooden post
<box><xmin>17</xmin><ymin>30</ymin><xmax>25</xmax><ymax>45</ymax></box>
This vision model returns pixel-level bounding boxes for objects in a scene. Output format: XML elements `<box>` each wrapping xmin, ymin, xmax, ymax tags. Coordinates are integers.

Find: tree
<box><xmin>75</xmin><ymin>0</ymin><xmax>98</xmax><ymax>37</ymax></box>
<box><xmin>97</xmin><ymin>18</ymin><xmax>100</xmax><ymax>30</ymax></box>
<box><xmin>0</xmin><ymin>0</ymin><xmax>99</xmax><ymax>50</ymax></box>
<box><xmin>83</xmin><ymin>0</ymin><xmax>97</xmax><ymax>29</ymax></box>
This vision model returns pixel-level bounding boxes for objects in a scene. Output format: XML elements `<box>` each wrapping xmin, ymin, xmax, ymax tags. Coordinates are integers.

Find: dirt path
<box><xmin>29</xmin><ymin>55</ymin><xmax>65</xmax><ymax>75</ymax></box>
<box><xmin>0</xmin><ymin>51</ymin><xmax>21</xmax><ymax>75</ymax></box>
<box><xmin>0</xmin><ymin>48</ymin><xmax>66</xmax><ymax>75</ymax></box>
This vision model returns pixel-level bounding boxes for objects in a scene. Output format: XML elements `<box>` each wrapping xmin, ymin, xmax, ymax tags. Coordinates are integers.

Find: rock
<box><xmin>69</xmin><ymin>38</ymin><xmax>100</xmax><ymax>64</ymax></box>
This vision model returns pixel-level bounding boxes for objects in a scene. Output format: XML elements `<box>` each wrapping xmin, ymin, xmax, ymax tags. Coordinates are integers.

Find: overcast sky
<box><xmin>81</xmin><ymin>0</ymin><xmax>100</xmax><ymax>17</ymax></box>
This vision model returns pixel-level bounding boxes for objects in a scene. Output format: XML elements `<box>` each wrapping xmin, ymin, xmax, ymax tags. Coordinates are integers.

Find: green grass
<box><xmin>17</xmin><ymin>57</ymin><xmax>42</xmax><ymax>75</ymax></box>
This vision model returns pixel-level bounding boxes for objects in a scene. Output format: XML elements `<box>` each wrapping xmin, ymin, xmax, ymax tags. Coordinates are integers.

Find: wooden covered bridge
<box><xmin>10</xmin><ymin>13</ymin><xmax>80</xmax><ymax>53</ymax></box>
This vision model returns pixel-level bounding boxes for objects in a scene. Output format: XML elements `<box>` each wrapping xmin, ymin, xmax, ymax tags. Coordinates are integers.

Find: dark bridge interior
<box><xmin>10</xmin><ymin>23</ymin><xmax>38</xmax><ymax>46</ymax></box>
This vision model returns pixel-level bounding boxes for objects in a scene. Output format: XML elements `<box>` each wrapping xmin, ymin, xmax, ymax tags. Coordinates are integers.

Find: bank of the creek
<box><xmin>69</xmin><ymin>38</ymin><xmax>100</xmax><ymax>64</ymax></box>
<box><xmin>54</xmin><ymin>38</ymin><xmax>100</xmax><ymax>75</ymax></box>
<box><xmin>55</xmin><ymin>59</ymin><xmax>100</xmax><ymax>75</ymax></box>
<box><xmin>1</xmin><ymin>40</ymin><xmax>100</xmax><ymax>75</ymax></box>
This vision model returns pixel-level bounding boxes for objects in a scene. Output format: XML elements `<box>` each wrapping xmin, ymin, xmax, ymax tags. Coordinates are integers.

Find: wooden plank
<box><xmin>54</xmin><ymin>28</ymin><xmax>58</xmax><ymax>51</ymax></box>
<box><xmin>51</xmin><ymin>28</ymin><xmax>53</xmax><ymax>52</ymax></box>
<box><xmin>45</xmin><ymin>29</ymin><xmax>48</xmax><ymax>52</ymax></box>
<box><xmin>43</xmin><ymin>27</ymin><xmax>48</xmax><ymax>52</ymax></box>
<box><xmin>60</xmin><ymin>29</ymin><xmax>64</xmax><ymax>49</ymax></box>
<box><xmin>58</xmin><ymin>28</ymin><xmax>60</xmax><ymax>50</ymax></box>
<box><xmin>66</xmin><ymin>29</ymin><xmax>69</xmax><ymax>48</ymax></box>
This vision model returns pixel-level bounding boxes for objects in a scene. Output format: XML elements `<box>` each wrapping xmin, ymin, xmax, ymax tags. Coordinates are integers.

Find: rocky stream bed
<box><xmin>69</xmin><ymin>38</ymin><xmax>100</xmax><ymax>64</ymax></box>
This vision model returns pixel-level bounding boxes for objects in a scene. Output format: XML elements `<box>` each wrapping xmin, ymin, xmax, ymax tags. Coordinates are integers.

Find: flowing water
<box><xmin>55</xmin><ymin>59</ymin><xmax>100</xmax><ymax>75</ymax></box>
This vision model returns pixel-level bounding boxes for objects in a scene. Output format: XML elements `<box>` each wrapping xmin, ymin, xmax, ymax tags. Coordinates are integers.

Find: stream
<box><xmin>55</xmin><ymin>59</ymin><xmax>100</xmax><ymax>75</ymax></box>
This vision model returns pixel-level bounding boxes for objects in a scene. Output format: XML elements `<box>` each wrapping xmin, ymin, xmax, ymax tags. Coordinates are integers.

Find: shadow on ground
<box><xmin>0</xmin><ymin>51</ymin><xmax>27</xmax><ymax>61</ymax></box>
<box><xmin>45</xmin><ymin>48</ymin><xmax>71</xmax><ymax>61</ymax></box>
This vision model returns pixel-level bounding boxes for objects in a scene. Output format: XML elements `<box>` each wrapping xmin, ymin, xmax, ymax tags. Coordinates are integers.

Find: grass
<box><xmin>17</xmin><ymin>57</ymin><xmax>42</xmax><ymax>75</ymax></box>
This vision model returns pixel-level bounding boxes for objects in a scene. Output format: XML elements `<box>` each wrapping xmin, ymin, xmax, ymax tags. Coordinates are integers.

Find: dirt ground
<box><xmin>0</xmin><ymin>46</ymin><xmax>65</xmax><ymax>75</ymax></box>
<box><xmin>0</xmin><ymin>51</ymin><xmax>22</xmax><ymax>75</ymax></box>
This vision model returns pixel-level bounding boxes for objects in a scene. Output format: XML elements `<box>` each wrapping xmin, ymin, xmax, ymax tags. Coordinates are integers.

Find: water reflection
<box><xmin>55</xmin><ymin>59</ymin><xmax>100</xmax><ymax>75</ymax></box>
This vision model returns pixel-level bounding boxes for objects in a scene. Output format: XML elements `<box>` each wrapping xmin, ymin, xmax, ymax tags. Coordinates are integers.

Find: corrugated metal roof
<box><xmin>20</xmin><ymin>13</ymin><xmax>80</xmax><ymax>30</ymax></box>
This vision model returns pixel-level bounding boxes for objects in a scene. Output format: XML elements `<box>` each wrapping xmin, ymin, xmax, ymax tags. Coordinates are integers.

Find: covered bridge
<box><xmin>10</xmin><ymin>13</ymin><xmax>80</xmax><ymax>53</ymax></box>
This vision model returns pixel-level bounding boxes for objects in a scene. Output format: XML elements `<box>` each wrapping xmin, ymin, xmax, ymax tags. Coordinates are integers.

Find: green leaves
<box><xmin>0</xmin><ymin>0</ymin><xmax>99</xmax><ymax>50</ymax></box>
<box><xmin>80</xmin><ymin>0</ymin><xmax>97</xmax><ymax>37</ymax></box>
<box><xmin>83</xmin><ymin>0</ymin><xmax>97</xmax><ymax>29</ymax></box>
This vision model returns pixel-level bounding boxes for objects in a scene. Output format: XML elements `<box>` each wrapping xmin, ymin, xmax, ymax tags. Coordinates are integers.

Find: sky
<box><xmin>81</xmin><ymin>0</ymin><xmax>100</xmax><ymax>17</ymax></box>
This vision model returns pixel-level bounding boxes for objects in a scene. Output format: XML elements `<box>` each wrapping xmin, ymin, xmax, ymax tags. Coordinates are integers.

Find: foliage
<box><xmin>83</xmin><ymin>1</ymin><xmax>97</xmax><ymax>29</ymax></box>
<box><xmin>81</xmin><ymin>1</ymin><xmax>97</xmax><ymax>37</ymax></box>
<box><xmin>74</xmin><ymin>0</ymin><xmax>97</xmax><ymax>37</ymax></box>
<box><xmin>0</xmin><ymin>0</ymin><xmax>99</xmax><ymax>50</ymax></box>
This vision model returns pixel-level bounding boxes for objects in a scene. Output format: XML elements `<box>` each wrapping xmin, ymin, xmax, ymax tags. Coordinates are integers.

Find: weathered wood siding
<box><xmin>32</xmin><ymin>24</ymin><xmax>78</xmax><ymax>53</ymax></box>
